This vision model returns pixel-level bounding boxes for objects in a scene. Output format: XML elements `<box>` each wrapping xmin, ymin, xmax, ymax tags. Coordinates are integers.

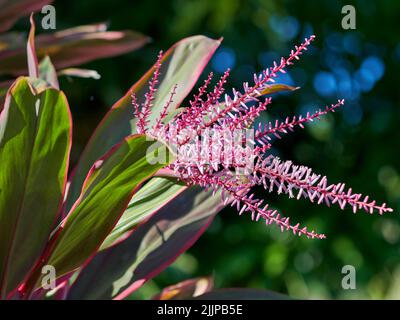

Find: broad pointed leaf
<box><xmin>66</xmin><ymin>35</ymin><xmax>221</xmax><ymax>211</ymax></box>
<box><xmin>67</xmin><ymin>186</ymin><xmax>225</xmax><ymax>300</ymax></box>
<box><xmin>0</xmin><ymin>77</ymin><xmax>71</xmax><ymax>298</ymax></box>
<box><xmin>36</xmin><ymin>135</ymin><xmax>173</xmax><ymax>284</ymax></box>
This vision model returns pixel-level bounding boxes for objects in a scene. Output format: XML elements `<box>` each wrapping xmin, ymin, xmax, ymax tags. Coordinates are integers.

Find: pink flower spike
<box><xmin>143</xmin><ymin>35</ymin><xmax>392</xmax><ymax>241</ymax></box>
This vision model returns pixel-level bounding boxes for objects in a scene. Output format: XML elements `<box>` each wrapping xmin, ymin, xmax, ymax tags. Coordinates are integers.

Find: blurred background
<box><xmin>10</xmin><ymin>0</ymin><xmax>400</xmax><ymax>299</ymax></box>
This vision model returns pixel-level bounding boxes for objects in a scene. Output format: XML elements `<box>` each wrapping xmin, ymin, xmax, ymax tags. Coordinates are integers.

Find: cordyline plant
<box><xmin>0</xmin><ymin>16</ymin><xmax>392</xmax><ymax>300</ymax></box>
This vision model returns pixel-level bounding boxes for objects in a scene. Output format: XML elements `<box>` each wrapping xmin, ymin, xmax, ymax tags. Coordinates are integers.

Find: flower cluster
<box><xmin>131</xmin><ymin>35</ymin><xmax>393</xmax><ymax>239</ymax></box>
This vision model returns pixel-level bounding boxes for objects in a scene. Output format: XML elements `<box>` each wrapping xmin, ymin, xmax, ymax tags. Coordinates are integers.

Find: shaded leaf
<box><xmin>153</xmin><ymin>277</ymin><xmax>214</xmax><ymax>300</ymax></box>
<box><xmin>0</xmin><ymin>77</ymin><xmax>71</xmax><ymax>298</ymax></box>
<box><xmin>67</xmin><ymin>186</ymin><xmax>225</xmax><ymax>300</ymax></box>
<box><xmin>0</xmin><ymin>79</ymin><xmax>14</xmax><ymax>109</ymax></box>
<box><xmin>0</xmin><ymin>23</ymin><xmax>149</xmax><ymax>75</ymax></box>
<box><xmin>100</xmin><ymin>177</ymin><xmax>186</xmax><ymax>250</ymax></box>
<box><xmin>0</xmin><ymin>0</ymin><xmax>52</xmax><ymax>33</ymax></box>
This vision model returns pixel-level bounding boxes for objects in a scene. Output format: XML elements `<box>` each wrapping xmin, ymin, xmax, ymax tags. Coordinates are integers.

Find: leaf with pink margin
<box><xmin>0</xmin><ymin>77</ymin><xmax>71</xmax><ymax>298</ymax></box>
<box><xmin>43</xmin><ymin>136</ymin><xmax>172</xmax><ymax>279</ymax></box>
<box><xmin>27</xmin><ymin>14</ymin><xmax>38</xmax><ymax>78</ymax></box>
<box><xmin>57</xmin><ymin>68</ymin><xmax>101</xmax><ymax>80</ymax></box>
<box><xmin>0</xmin><ymin>80</ymin><xmax>14</xmax><ymax>109</ymax></box>
<box><xmin>22</xmin><ymin>135</ymin><xmax>173</xmax><ymax>297</ymax></box>
<box><xmin>66</xmin><ymin>35</ymin><xmax>221</xmax><ymax>212</ymax></box>
<box><xmin>66</xmin><ymin>186</ymin><xmax>225</xmax><ymax>300</ymax></box>
<box><xmin>0</xmin><ymin>23</ymin><xmax>149</xmax><ymax>75</ymax></box>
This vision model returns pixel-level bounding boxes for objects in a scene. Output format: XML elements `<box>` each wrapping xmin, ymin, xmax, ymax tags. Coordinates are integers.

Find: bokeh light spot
<box><xmin>212</xmin><ymin>47</ymin><xmax>236</xmax><ymax>73</ymax></box>
<box><xmin>313</xmin><ymin>71</ymin><xmax>337</xmax><ymax>97</ymax></box>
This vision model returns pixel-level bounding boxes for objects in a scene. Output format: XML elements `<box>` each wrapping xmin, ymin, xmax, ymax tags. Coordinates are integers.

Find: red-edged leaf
<box><xmin>0</xmin><ymin>80</ymin><xmax>15</xmax><ymax>109</ymax></box>
<box><xmin>0</xmin><ymin>23</ymin><xmax>149</xmax><ymax>75</ymax></box>
<box><xmin>27</xmin><ymin>14</ymin><xmax>38</xmax><ymax>78</ymax></box>
<box><xmin>23</xmin><ymin>135</ymin><xmax>173</xmax><ymax>295</ymax></box>
<box><xmin>66</xmin><ymin>35</ymin><xmax>221</xmax><ymax>212</ymax></box>
<box><xmin>66</xmin><ymin>186</ymin><xmax>225</xmax><ymax>300</ymax></box>
<box><xmin>0</xmin><ymin>77</ymin><xmax>71</xmax><ymax>298</ymax></box>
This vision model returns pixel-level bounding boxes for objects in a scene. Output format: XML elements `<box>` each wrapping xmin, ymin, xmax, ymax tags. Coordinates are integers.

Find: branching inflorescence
<box><xmin>131</xmin><ymin>35</ymin><xmax>393</xmax><ymax>239</ymax></box>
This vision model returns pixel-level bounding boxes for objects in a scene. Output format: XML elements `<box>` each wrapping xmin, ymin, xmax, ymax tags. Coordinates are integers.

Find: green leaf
<box><xmin>0</xmin><ymin>0</ymin><xmax>52</xmax><ymax>33</ymax></box>
<box><xmin>0</xmin><ymin>77</ymin><xmax>71</xmax><ymax>298</ymax></box>
<box><xmin>100</xmin><ymin>177</ymin><xmax>186</xmax><ymax>250</ymax></box>
<box><xmin>259</xmin><ymin>84</ymin><xmax>299</xmax><ymax>96</ymax></box>
<box><xmin>66</xmin><ymin>35</ymin><xmax>221</xmax><ymax>212</ymax></box>
<box><xmin>0</xmin><ymin>23</ymin><xmax>149</xmax><ymax>75</ymax></box>
<box><xmin>67</xmin><ymin>186</ymin><xmax>224</xmax><ymax>300</ymax></box>
<box><xmin>194</xmin><ymin>288</ymin><xmax>290</xmax><ymax>300</ymax></box>
<box><xmin>39</xmin><ymin>135</ymin><xmax>173</xmax><ymax>282</ymax></box>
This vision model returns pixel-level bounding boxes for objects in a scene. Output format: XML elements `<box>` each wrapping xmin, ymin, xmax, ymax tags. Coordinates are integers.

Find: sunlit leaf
<box><xmin>0</xmin><ymin>77</ymin><xmax>71</xmax><ymax>298</ymax></box>
<box><xmin>66</xmin><ymin>35</ymin><xmax>221</xmax><ymax>212</ymax></box>
<box><xmin>31</xmin><ymin>135</ymin><xmax>173</xmax><ymax>286</ymax></box>
<box><xmin>259</xmin><ymin>83</ymin><xmax>299</xmax><ymax>96</ymax></box>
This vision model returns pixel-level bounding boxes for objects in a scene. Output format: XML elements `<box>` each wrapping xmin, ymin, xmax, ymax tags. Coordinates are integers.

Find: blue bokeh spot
<box><xmin>212</xmin><ymin>47</ymin><xmax>236</xmax><ymax>73</ymax></box>
<box><xmin>361</xmin><ymin>56</ymin><xmax>385</xmax><ymax>81</ymax></box>
<box><xmin>313</xmin><ymin>71</ymin><xmax>337</xmax><ymax>97</ymax></box>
